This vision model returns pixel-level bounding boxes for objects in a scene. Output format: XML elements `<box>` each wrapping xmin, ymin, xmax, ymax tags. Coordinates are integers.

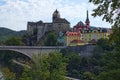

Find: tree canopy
<box><xmin>5</xmin><ymin>37</ymin><xmax>24</xmax><ymax>46</ymax></box>
<box><xmin>20</xmin><ymin>51</ymin><xmax>67</xmax><ymax>80</ymax></box>
<box><xmin>89</xmin><ymin>0</ymin><xmax>120</xmax><ymax>27</ymax></box>
<box><xmin>45</xmin><ymin>32</ymin><xmax>57</xmax><ymax>46</ymax></box>
<box><xmin>89</xmin><ymin>1</ymin><xmax>120</xmax><ymax>80</ymax></box>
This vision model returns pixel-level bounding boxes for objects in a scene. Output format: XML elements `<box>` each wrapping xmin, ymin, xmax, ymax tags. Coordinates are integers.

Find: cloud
<box><xmin>0</xmin><ymin>0</ymin><xmax>111</xmax><ymax>31</ymax></box>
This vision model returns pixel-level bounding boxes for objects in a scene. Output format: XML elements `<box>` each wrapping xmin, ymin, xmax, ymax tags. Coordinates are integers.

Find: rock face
<box><xmin>67</xmin><ymin>44</ymin><xmax>95</xmax><ymax>57</ymax></box>
<box><xmin>27</xmin><ymin>10</ymin><xmax>70</xmax><ymax>42</ymax></box>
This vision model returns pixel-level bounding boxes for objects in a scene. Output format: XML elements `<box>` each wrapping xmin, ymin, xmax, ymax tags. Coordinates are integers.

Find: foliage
<box><xmin>0</xmin><ymin>36</ymin><xmax>31</xmax><ymax>78</ymax></box>
<box><xmin>90</xmin><ymin>48</ymin><xmax>120</xmax><ymax>80</ymax></box>
<box><xmin>20</xmin><ymin>54</ymin><xmax>50</xmax><ymax>80</ymax></box>
<box><xmin>97</xmin><ymin>38</ymin><xmax>112</xmax><ymax>51</ymax></box>
<box><xmin>19</xmin><ymin>68</ymin><xmax>32</xmax><ymax>80</ymax></box>
<box><xmin>89</xmin><ymin>1</ymin><xmax>120</xmax><ymax>80</ymax></box>
<box><xmin>5</xmin><ymin>37</ymin><xmax>24</xmax><ymax>46</ymax></box>
<box><xmin>109</xmin><ymin>27</ymin><xmax>120</xmax><ymax>50</ymax></box>
<box><xmin>22</xmin><ymin>27</ymin><xmax>38</xmax><ymax>46</ymax></box>
<box><xmin>89</xmin><ymin>0</ymin><xmax>120</xmax><ymax>27</ymax></box>
<box><xmin>2</xmin><ymin>67</ymin><xmax>16</xmax><ymax>80</ymax></box>
<box><xmin>48</xmin><ymin>52</ymin><xmax>67</xmax><ymax>80</ymax></box>
<box><xmin>44</xmin><ymin>32</ymin><xmax>57</xmax><ymax>46</ymax></box>
<box><xmin>32</xmin><ymin>54</ymin><xmax>50</xmax><ymax>80</ymax></box>
<box><xmin>60</xmin><ymin>49</ymin><xmax>82</xmax><ymax>79</ymax></box>
<box><xmin>92</xmin><ymin>45</ymin><xmax>103</xmax><ymax>59</ymax></box>
<box><xmin>0</xmin><ymin>27</ymin><xmax>26</xmax><ymax>42</ymax></box>
<box><xmin>83</xmin><ymin>71</ymin><xmax>95</xmax><ymax>80</ymax></box>
<box><xmin>95</xmin><ymin>69</ymin><xmax>120</xmax><ymax>80</ymax></box>
<box><xmin>22</xmin><ymin>33</ymin><xmax>34</xmax><ymax>46</ymax></box>
<box><xmin>20</xmin><ymin>51</ymin><xmax>67</xmax><ymax>80</ymax></box>
<box><xmin>89</xmin><ymin>0</ymin><xmax>120</xmax><ymax>80</ymax></box>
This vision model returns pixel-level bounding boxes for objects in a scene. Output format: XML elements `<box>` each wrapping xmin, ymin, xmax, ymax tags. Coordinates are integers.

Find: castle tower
<box><xmin>52</xmin><ymin>9</ymin><xmax>60</xmax><ymax>22</ymax></box>
<box><xmin>85</xmin><ymin>10</ymin><xmax>90</xmax><ymax>28</ymax></box>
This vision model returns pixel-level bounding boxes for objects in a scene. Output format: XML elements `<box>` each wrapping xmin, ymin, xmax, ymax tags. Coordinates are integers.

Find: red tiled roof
<box><xmin>70</xmin><ymin>39</ymin><xmax>84</xmax><ymax>43</ymax></box>
<box><xmin>65</xmin><ymin>31</ymin><xmax>80</xmax><ymax>36</ymax></box>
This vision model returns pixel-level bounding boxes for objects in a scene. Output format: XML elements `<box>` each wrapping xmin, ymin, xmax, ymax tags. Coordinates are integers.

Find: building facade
<box><xmin>71</xmin><ymin>10</ymin><xmax>112</xmax><ymax>45</ymax></box>
<box><xmin>65</xmin><ymin>31</ymin><xmax>83</xmax><ymax>46</ymax></box>
<box><xmin>82</xmin><ymin>28</ymin><xmax>111</xmax><ymax>44</ymax></box>
<box><xmin>73</xmin><ymin>10</ymin><xmax>90</xmax><ymax>33</ymax></box>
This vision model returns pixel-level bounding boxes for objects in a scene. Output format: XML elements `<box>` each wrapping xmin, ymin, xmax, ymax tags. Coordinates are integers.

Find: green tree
<box><xmin>61</xmin><ymin>50</ymin><xmax>81</xmax><ymax>79</ymax></box>
<box><xmin>89</xmin><ymin>1</ymin><xmax>120</xmax><ymax>79</ymax></box>
<box><xmin>93</xmin><ymin>45</ymin><xmax>104</xmax><ymax>59</ymax></box>
<box><xmin>32</xmin><ymin>54</ymin><xmax>50</xmax><ymax>80</ymax></box>
<box><xmin>97</xmin><ymin>38</ymin><xmax>112</xmax><ymax>51</ymax></box>
<box><xmin>19</xmin><ymin>68</ymin><xmax>32</xmax><ymax>80</ymax></box>
<box><xmin>89</xmin><ymin>0</ymin><xmax>120</xmax><ymax>27</ymax></box>
<box><xmin>45</xmin><ymin>32</ymin><xmax>57</xmax><ymax>46</ymax></box>
<box><xmin>5</xmin><ymin>37</ymin><xmax>24</xmax><ymax>46</ymax></box>
<box><xmin>109</xmin><ymin>26</ymin><xmax>120</xmax><ymax>50</ymax></box>
<box><xmin>48</xmin><ymin>52</ymin><xmax>67</xmax><ymax>80</ymax></box>
<box><xmin>20</xmin><ymin>54</ymin><xmax>50</xmax><ymax>80</ymax></box>
<box><xmin>95</xmin><ymin>69</ymin><xmax>120</xmax><ymax>80</ymax></box>
<box><xmin>22</xmin><ymin>33</ymin><xmax>35</xmax><ymax>46</ymax></box>
<box><xmin>20</xmin><ymin>52</ymin><xmax>67</xmax><ymax>80</ymax></box>
<box><xmin>89</xmin><ymin>0</ymin><xmax>120</xmax><ymax>50</ymax></box>
<box><xmin>83</xmin><ymin>71</ymin><xmax>95</xmax><ymax>80</ymax></box>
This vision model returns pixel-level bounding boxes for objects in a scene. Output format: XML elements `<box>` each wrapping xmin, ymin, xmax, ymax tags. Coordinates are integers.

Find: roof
<box><xmin>76</xmin><ymin>21</ymin><xmax>85</xmax><ymax>26</ymax></box>
<box><xmin>54</xmin><ymin>9</ymin><xmax>59</xmax><ymax>13</ymax></box>
<box><xmin>54</xmin><ymin>18</ymin><xmax>70</xmax><ymax>24</ymax></box>
<box><xmin>65</xmin><ymin>31</ymin><xmax>80</xmax><ymax>36</ymax></box>
<box><xmin>28</xmin><ymin>20</ymin><xmax>44</xmax><ymax>26</ymax></box>
<box><xmin>28</xmin><ymin>22</ymin><xmax>35</xmax><ymax>25</ymax></box>
<box><xmin>70</xmin><ymin>39</ymin><xmax>84</xmax><ymax>43</ymax></box>
<box><xmin>84</xmin><ymin>27</ymin><xmax>108</xmax><ymax>33</ymax></box>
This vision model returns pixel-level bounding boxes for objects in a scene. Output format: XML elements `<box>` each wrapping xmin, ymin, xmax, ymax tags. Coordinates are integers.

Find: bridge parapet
<box><xmin>0</xmin><ymin>46</ymin><xmax>66</xmax><ymax>49</ymax></box>
<box><xmin>0</xmin><ymin>46</ymin><xmax>66</xmax><ymax>59</ymax></box>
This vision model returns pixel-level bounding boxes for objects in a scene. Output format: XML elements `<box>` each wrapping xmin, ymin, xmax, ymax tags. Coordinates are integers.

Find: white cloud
<box><xmin>0</xmin><ymin>0</ymin><xmax>111</xmax><ymax>31</ymax></box>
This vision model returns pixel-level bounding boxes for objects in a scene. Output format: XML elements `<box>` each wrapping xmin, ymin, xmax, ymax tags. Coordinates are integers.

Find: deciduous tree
<box><xmin>45</xmin><ymin>32</ymin><xmax>57</xmax><ymax>46</ymax></box>
<box><xmin>5</xmin><ymin>37</ymin><xmax>24</xmax><ymax>46</ymax></box>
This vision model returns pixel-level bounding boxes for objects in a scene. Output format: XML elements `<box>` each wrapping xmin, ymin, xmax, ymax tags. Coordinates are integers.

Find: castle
<box><xmin>27</xmin><ymin>10</ymin><xmax>112</xmax><ymax>46</ymax></box>
<box><xmin>27</xmin><ymin>10</ymin><xmax>70</xmax><ymax>42</ymax></box>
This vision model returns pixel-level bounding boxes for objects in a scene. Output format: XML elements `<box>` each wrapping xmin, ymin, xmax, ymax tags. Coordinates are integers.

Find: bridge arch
<box><xmin>0</xmin><ymin>49</ymin><xmax>33</xmax><ymax>59</ymax></box>
<box><xmin>0</xmin><ymin>49</ymin><xmax>32</xmax><ymax>61</ymax></box>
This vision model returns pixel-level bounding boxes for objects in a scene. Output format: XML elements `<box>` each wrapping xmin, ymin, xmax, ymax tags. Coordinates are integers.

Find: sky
<box><xmin>0</xmin><ymin>0</ymin><xmax>111</xmax><ymax>31</ymax></box>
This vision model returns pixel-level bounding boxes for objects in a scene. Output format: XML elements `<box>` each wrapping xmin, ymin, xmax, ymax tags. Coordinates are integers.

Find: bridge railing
<box><xmin>0</xmin><ymin>46</ymin><xmax>67</xmax><ymax>49</ymax></box>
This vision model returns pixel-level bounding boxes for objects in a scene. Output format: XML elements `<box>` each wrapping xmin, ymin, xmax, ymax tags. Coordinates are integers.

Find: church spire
<box><xmin>85</xmin><ymin>10</ymin><xmax>90</xmax><ymax>28</ymax></box>
<box><xmin>86</xmin><ymin>10</ymin><xmax>89</xmax><ymax>22</ymax></box>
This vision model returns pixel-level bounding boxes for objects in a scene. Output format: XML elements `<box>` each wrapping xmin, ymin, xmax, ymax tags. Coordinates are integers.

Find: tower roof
<box><xmin>53</xmin><ymin>9</ymin><xmax>60</xmax><ymax>18</ymax></box>
<box><xmin>86</xmin><ymin>10</ymin><xmax>89</xmax><ymax>22</ymax></box>
<box><xmin>54</xmin><ymin>9</ymin><xmax>59</xmax><ymax>13</ymax></box>
<box><xmin>53</xmin><ymin>18</ymin><xmax>70</xmax><ymax>24</ymax></box>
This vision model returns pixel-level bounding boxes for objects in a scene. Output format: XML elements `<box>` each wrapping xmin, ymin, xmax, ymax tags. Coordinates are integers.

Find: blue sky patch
<box><xmin>0</xmin><ymin>1</ymin><xmax>6</xmax><ymax>6</ymax></box>
<box><xmin>21</xmin><ymin>0</ymin><xmax>29</xmax><ymax>3</ymax></box>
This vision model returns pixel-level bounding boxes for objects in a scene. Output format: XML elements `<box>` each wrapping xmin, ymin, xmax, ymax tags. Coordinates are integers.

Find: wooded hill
<box><xmin>0</xmin><ymin>27</ymin><xmax>26</xmax><ymax>41</ymax></box>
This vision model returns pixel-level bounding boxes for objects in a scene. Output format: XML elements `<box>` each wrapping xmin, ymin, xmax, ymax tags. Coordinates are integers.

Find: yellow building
<box><xmin>65</xmin><ymin>31</ymin><xmax>84</xmax><ymax>46</ymax></box>
<box><xmin>82</xmin><ymin>28</ymin><xmax>112</xmax><ymax>44</ymax></box>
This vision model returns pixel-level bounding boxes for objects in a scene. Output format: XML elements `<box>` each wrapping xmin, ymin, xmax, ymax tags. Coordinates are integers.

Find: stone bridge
<box><xmin>0</xmin><ymin>46</ymin><xmax>66</xmax><ymax>58</ymax></box>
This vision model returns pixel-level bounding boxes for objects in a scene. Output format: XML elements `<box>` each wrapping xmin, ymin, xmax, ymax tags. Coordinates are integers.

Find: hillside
<box><xmin>0</xmin><ymin>27</ymin><xmax>26</xmax><ymax>41</ymax></box>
